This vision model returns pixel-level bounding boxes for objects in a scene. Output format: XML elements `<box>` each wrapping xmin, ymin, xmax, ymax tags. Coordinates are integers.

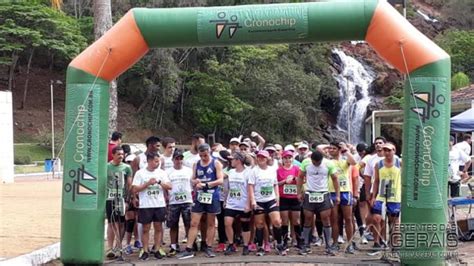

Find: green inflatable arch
<box><xmin>61</xmin><ymin>0</ymin><xmax>451</xmax><ymax>264</ymax></box>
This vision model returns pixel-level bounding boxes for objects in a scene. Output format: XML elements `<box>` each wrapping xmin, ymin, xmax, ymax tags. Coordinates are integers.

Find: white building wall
<box><xmin>0</xmin><ymin>91</ymin><xmax>14</xmax><ymax>183</ymax></box>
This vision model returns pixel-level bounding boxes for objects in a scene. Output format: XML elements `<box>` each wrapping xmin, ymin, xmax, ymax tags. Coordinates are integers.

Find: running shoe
<box><xmin>345</xmin><ymin>243</ymin><xmax>355</xmax><ymax>254</ymax></box>
<box><xmin>205</xmin><ymin>247</ymin><xmax>216</xmax><ymax>258</ymax></box>
<box><xmin>158</xmin><ymin>248</ymin><xmax>166</xmax><ymax>257</ymax></box>
<box><xmin>242</xmin><ymin>245</ymin><xmax>250</xmax><ymax>256</ymax></box>
<box><xmin>139</xmin><ymin>251</ymin><xmax>149</xmax><ymax>261</ymax></box>
<box><xmin>276</xmin><ymin>244</ymin><xmax>287</xmax><ymax>256</ymax></box>
<box><xmin>224</xmin><ymin>244</ymin><xmax>237</xmax><ymax>255</ymax></box>
<box><xmin>134</xmin><ymin>240</ymin><xmax>143</xmax><ymax>249</ymax></box>
<box><xmin>248</xmin><ymin>243</ymin><xmax>257</xmax><ymax>252</ymax></box>
<box><xmin>256</xmin><ymin>247</ymin><xmax>265</xmax><ymax>256</ymax></box>
<box><xmin>167</xmin><ymin>248</ymin><xmax>177</xmax><ymax>257</ymax></box>
<box><xmin>264</xmin><ymin>242</ymin><xmax>271</xmax><ymax>252</ymax></box>
<box><xmin>338</xmin><ymin>235</ymin><xmax>345</xmax><ymax>244</ymax></box>
<box><xmin>312</xmin><ymin>236</ymin><xmax>323</xmax><ymax>246</ymax></box>
<box><xmin>360</xmin><ymin>235</ymin><xmax>369</xmax><ymax>244</ymax></box>
<box><xmin>325</xmin><ymin>247</ymin><xmax>336</xmax><ymax>256</ymax></box>
<box><xmin>106</xmin><ymin>249</ymin><xmax>116</xmax><ymax>259</ymax></box>
<box><xmin>154</xmin><ymin>251</ymin><xmax>163</xmax><ymax>260</ymax></box>
<box><xmin>181</xmin><ymin>237</ymin><xmax>188</xmax><ymax>244</ymax></box>
<box><xmin>364</xmin><ymin>231</ymin><xmax>374</xmax><ymax>241</ymax></box>
<box><xmin>215</xmin><ymin>243</ymin><xmax>226</xmax><ymax>252</ymax></box>
<box><xmin>177</xmin><ymin>249</ymin><xmax>194</xmax><ymax>260</ymax></box>
<box><xmin>124</xmin><ymin>245</ymin><xmax>133</xmax><ymax>255</ymax></box>
<box><xmin>298</xmin><ymin>246</ymin><xmax>309</xmax><ymax>255</ymax></box>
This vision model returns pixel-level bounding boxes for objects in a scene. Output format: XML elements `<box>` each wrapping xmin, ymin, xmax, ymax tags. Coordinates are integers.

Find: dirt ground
<box><xmin>2</xmin><ymin>178</ymin><xmax>474</xmax><ymax>265</ymax></box>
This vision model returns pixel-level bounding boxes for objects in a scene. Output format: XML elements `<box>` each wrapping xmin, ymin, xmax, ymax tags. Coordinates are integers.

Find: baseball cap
<box><xmin>173</xmin><ymin>149</ymin><xmax>184</xmax><ymax>159</ymax></box>
<box><xmin>229</xmin><ymin>137</ymin><xmax>240</xmax><ymax>144</ymax></box>
<box><xmin>264</xmin><ymin>145</ymin><xmax>276</xmax><ymax>152</ymax></box>
<box><xmin>218</xmin><ymin>150</ymin><xmax>231</xmax><ymax>161</ymax></box>
<box><xmin>298</xmin><ymin>142</ymin><xmax>309</xmax><ymax>150</ymax></box>
<box><xmin>284</xmin><ymin>144</ymin><xmax>296</xmax><ymax>152</ymax></box>
<box><xmin>274</xmin><ymin>144</ymin><xmax>283</xmax><ymax>151</ymax></box>
<box><xmin>382</xmin><ymin>143</ymin><xmax>396</xmax><ymax>151</ymax></box>
<box><xmin>257</xmin><ymin>150</ymin><xmax>270</xmax><ymax>158</ymax></box>
<box><xmin>281</xmin><ymin>150</ymin><xmax>293</xmax><ymax>158</ymax></box>
<box><xmin>239</xmin><ymin>141</ymin><xmax>250</xmax><ymax>148</ymax></box>
<box><xmin>228</xmin><ymin>152</ymin><xmax>245</xmax><ymax>162</ymax></box>
<box><xmin>198</xmin><ymin>143</ymin><xmax>210</xmax><ymax>152</ymax></box>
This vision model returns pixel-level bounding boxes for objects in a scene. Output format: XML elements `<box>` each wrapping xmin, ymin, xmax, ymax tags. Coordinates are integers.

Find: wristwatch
<box><xmin>158</xmin><ymin>180</ymin><xmax>162</xmax><ymax>185</ymax></box>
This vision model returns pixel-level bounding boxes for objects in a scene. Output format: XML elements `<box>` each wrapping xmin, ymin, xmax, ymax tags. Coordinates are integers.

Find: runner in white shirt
<box><xmin>166</xmin><ymin>149</ymin><xmax>193</xmax><ymax>256</ymax></box>
<box><xmin>453</xmin><ymin>134</ymin><xmax>472</xmax><ymax>156</ymax></box>
<box><xmin>160</xmin><ymin>137</ymin><xmax>176</xmax><ymax>171</ymax></box>
<box><xmin>248</xmin><ymin>150</ymin><xmax>286</xmax><ymax>256</ymax></box>
<box><xmin>183</xmin><ymin>133</ymin><xmax>205</xmax><ymax>168</ymax></box>
<box><xmin>132</xmin><ymin>152</ymin><xmax>171</xmax><ymax>261</ymax></box>
<box><xmin>298</xmin><ymin>151</ymin><xmax>340</xmax><ymax>256</ymax></box>
<box><xmin>449</xmin><ymin>137</ymin><xmax>472</xmax><ymax>197</ymax></box>
<box><xmin>223</xmin><ymin>152</ymin><xmax>252</xmax><ymax>256</ymax></box>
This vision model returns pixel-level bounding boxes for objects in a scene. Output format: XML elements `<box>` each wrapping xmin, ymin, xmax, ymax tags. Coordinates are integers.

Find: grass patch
<box><xmin>14</xmin><ymin>164</ymin><xmax>46</xmax><ymax>174</ymax></box>
<box><xmin>14</xmin><ymin>143</ymin><xmax>53</xmax><ymax>162</ymax></box>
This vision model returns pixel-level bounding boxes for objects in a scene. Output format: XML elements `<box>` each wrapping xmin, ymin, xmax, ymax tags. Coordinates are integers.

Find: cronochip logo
<box><xmin>410</xmin><ymin>84</ymin><xmax>445</xmax><ymax>122</ymax></box>
<box><xmin>209</xmin><ymin>12</ymin><xmax>241</xmax><ymax>39</ymax></box>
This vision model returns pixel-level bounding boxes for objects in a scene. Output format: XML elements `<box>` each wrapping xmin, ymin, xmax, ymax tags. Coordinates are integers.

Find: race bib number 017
<box><xmin>198</xmin><ymin>192</ymin><xmax>213</xmax><ymax>204</ymax></box>
<box><xmin>283</xmin><ymin>184</ymin><xmax>297</xmax><ymax>195</ymax></box>
<box><xmin>308</xmin><ymin>192</ymin><xmax>325</xmax><ymax>203</ymax></box>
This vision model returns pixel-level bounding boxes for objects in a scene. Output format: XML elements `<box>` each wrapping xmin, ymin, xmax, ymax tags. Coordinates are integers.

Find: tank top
<box><xmin>196</xmin><ymin>158</ymin><xmax>219</xmax><ymax>199</ymax></box>
<box><xmin>376</xmin><ymin>158</ymin><xmax>401</xmax><ymax>203</ymax></box>
<box><xmin>329</xmin><ymin>159</ymin><xmax>352</xmax><ymax>193</ymax></box>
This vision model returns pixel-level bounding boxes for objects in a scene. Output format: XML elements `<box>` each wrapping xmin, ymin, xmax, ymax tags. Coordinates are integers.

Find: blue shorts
<box><xmin>330</xmin><ymin>192</ymin><xmax>353</xmax><ymax>206</ymax></box>
<box><xmin>371</xmin><ymin>200</ymin><xmax>401</xmax><ymax>217</ymax></box>
<box><xmin>191</xmin><ymin>198</ymin><xmax>221</xmax><ymax>214</ymax></box>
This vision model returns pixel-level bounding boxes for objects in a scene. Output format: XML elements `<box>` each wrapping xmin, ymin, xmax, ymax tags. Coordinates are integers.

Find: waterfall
<box><xmin>332</xmin><ymin>48</ymin><xmax>375</xmax><ymax>144</ymax></box>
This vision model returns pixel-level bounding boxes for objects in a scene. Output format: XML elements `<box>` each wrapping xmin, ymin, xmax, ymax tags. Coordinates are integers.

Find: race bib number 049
<box><xmin>198</xmin><ymin>192</ymin><xmax>213</xmax><ymax>204</ymax></box>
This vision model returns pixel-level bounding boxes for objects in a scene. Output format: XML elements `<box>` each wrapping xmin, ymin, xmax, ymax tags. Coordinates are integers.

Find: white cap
<box><xmin>229</xmin><ymin>137</ymin><xmax>240</xmax><ymax>144</ymax></box>
<box><xmin>298</xmin><ymin>142</ymin><xmax>309</xmax><ymax>149</ymax></box>
<box><xmin>284</xmin><ymin>144</ymin><xmax>296</xmax><ymax>152</ymax></box>
<box><xmin>274</xmin><ymin>144</ymin><xmax>283</xmax><ymax>151</ymax></box>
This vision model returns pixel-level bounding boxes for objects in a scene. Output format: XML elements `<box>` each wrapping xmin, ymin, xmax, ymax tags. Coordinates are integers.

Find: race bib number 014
<box><xmin>229</xmin><ymin>189</ymin><xmax>242</xmax><ymax>199</ymax></box>
<box><xmin>283</xmin><ymin>184</ymin><xmax>297</xmax><ymax>195</ymax></box>
<box><xmin>198</xmin><ymin>192</ymin><xmax>213</xmax><ymax>204</ymax></box>
<box><xmin>308</xmin><ymin>192</ymin><xmax>325</xmax><ymax>203</ymax></box>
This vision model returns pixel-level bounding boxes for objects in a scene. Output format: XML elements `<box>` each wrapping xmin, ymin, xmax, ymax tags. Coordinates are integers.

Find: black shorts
<box><xmin>302</xmin><ymin>192</ymin><xmax>333</xmax><ymax>213</ymax></box>
<box><xmin>254</xmin><ymin>199</ymin><xmax>279</xmax><ymax>215</ymax></box>
<box><xmin>359</xmin><ymin>185</ymin><xmax>367</xmax><ymax>202</ymax></box>
<box><xmin>138</xmin><ymin>207</ymin><xmax>166</xmax><ymax>224</ymax></box>
<box><xmin>106</xmin><ymin>200</ymin><xmax>125</xmax><ymax>223</ymax></box>
<box><xmin>279</xmin><ymin>197</ymin><xmax>301</xmax><ymax>211</ymax></box>
<box><xmin>224</xmin><ymin>208</ymin><xmax>252</xmax><ymax>219</ymax></box>
<box><xmin>167</xmin><ymin>203</ymin><xmax>192</xmax><ymax>228</ymax></box>
<box><xmin>191</xmin><ymin>198</ymin><xmax>221</xmax><ymax>214</ymax></box>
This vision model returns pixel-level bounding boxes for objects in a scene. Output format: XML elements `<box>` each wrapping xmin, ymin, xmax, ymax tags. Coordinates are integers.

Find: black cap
<box><xmin>228</xmin><ymin>152</ymin><xmax>245</xmax><ymax>162</ymax></box>
<box><xmin>198</xmin><ymin>143</ymin><xmax>210</xmax><ymax>152</ymax></box>
<box><xmin>173</xmin><ymin>149</ymin><xmax>184</xmax><ymax>159</ymax></box>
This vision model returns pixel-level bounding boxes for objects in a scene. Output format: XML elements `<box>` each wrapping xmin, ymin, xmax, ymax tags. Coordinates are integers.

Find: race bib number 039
<box><xmin>308</xmin><ymin>192</ymin><xmax>325</xmax><ymax>203</ymax></box>
<box><xmin>283</xmin><ymin>184</ymin><xmax>297</xmax><ymax>195</ymax></box>
<box><xmin>260</xmin><ymin>186</ymin><xmax>273</xmax><ymax>197</ymax></box>
<box><xmin>198</xmin><ymin>192</ymin><xmax>213</xmax><ymax>204</ymax></box>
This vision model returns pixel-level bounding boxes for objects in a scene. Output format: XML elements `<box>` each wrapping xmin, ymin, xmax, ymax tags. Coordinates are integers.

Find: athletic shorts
<box><xmin>167</xmin><ymin>203</ymin><xmax>192</xmax><ymax>228</ymax></box>
<box><xmin>254</xmin><ymin>199</ymin><xmax>279</xmax><ymax>215</ymax></box>
<box><xmin>191</xmin><ymin>199</ymin><xmax>221</xmax><ymax>214</ymax></box>
<box><xmin>279</xmin><ymin>197</ymin><xmax>301</xmax><ymax>211</ymax></box>
<box><xmin>106</xmin><ymin>200</ymin><xmax>125</xmax><ymax>223</ymax></box>
<box><xmin>224</xmin><ymin>208</ymin><xmax>252</xmax><ymax>219</ymax></box>
<box><xmin>302</xmin><ymin>192</ymin><xmax>333</xmax><ymax>213</ymax></box>
<box><xmin>359</xmin><ymin>185</ymin><xmax>367</xmax><ymax>202</ymax></box>
<box><xmin>331</xmin><ymin>192</ymin><xmax>353</xmax><ymax>206</ymax></box>
<box><xmin>371</xmin><ymin>200</ymin><xmax>401</xmax><ymax>217</ymax></box>
<box><xmin>138</xmin><ymin>207</ymin><xmax>166</xmax><ymax>224</ymax></box>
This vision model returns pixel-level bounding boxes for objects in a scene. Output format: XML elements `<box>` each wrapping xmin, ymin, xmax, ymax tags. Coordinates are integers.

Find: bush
<box><xmin>451</xmin><ymin>72</ymin><xmax>470</xmax><ymax>90</ymax></box>
<box><xmin>14</xmin><ymin>155</ymin><xmax>32</xmax><ymax>165</ymax></box>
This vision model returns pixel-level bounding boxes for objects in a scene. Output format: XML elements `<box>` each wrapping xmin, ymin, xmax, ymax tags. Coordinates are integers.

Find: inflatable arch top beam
<box><xmin>62</xmin><ymin>0</ymin><xmax>451</xmax><ymax>265</ymax></box>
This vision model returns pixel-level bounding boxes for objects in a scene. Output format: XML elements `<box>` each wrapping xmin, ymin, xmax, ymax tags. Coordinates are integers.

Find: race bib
<box><xmin>339</xmin><ymin>180</ymin><xmax>347</xmax><ymax>188</ymax></box>
<box><xmin>146</xmin><ymin>186</ymin><xmax>160</xmax><ymax>198</ymax></box>
<box><xmin>260</xmin><ymin>186</ymin><xmax>273</xmax><ymax>198</ymax></box>
<box><xmin>107</xmin><ymin>188</ymin><xmax>123</xmax><ymax>199</ymax></box>
<box><xmin>173</xmin><ymin>192</ymin><xmax>188</xmax><ymax>202</ymax></box>
<box><xmin>229</xmin><ymin>189</ymin><xmax>242</xmax><ymax>199</ymax></box>
<box><xmin>198</xmin><ymin>192</ymin><xmax>213</xmax><ymax>204</ymax></box>
<box><xmin>308</xmin><ymin>192</ymin><xmax>325</xmax><ymax>203</ymax></box>
<box><xmin>283</xmin><ymin>184</ymin><xmax>297</xmax><ymax>195</ymax></box>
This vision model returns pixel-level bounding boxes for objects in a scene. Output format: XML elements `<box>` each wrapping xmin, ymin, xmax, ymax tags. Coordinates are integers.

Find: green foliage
<box><xmin>14</xmin><ymin>155</ymin><xmax>32</xmax><ymax>165</ymax></box>
<box><xmin>14</xmin><ymin>143</ymin><xmax>53</xmax><ymax>162</ymax></box>
<box><xmin>436</xmin><ymin>29</ymin><xmax>474</xmax><ymax>79</ymax></box>
<box><xmin>384</xmin><ymin>86</ymin><xmax>404</xmax><ymax>108</ymax></box>
<box><xmin>451</xmin><ymin>72</ymin><xmax>470</xmax><ymax>90</ymax></box>
<box><xmin>0</xmin><ymin>2</ymin><xmax>87</xmax><ymax>66</ymax></box>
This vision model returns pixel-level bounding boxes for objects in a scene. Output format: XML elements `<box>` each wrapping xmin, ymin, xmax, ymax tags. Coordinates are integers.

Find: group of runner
<box><xmin>104</xmin><ymin>131</ymin><xmax>404</xmax><ymax>261</ymax></box>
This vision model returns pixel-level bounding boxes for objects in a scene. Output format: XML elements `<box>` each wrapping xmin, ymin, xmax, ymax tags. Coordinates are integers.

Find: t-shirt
<box><xmin>301</xmin><ymin>158</ymin><xmax>337</xmax><ymax>192</ymax></box>
<box><xmin>225</xmin><ymin>168</ymin><xmax>250</xmax><ymax>211</ymax></box>
<box><xmin>106</xmin><ymin>162</ymin><xmax>132</xmax><ymax>200</ymax></box>
<box><xmin>248</xmin><ymin>166</ymin><xmax>278</xmax><ymax>203</ymax></box>
<box><xmin>108</xmin><ymin>142</ymin><xmax>118</xmax><ymax>162</ymax></box>
<box><xmin>132</xmin><ymin>168</ymin><xmax>169</xmax><ymax>208</ymax></box>
<box><xmin>454</xmin><ymin>141</ymin><xmax>471</xmax><ymax>156</ymax></box>
<box><xmin>166</xmin><ymin>166</ymin><xmax>193</xmax><ymax>205</ymax></box>
<box><xmin>376</xmin><ymin>158</ymin><xmax>402</xmax><ymax>203</ymax></box>
<box><xmin>449</xmin><ymin>148</ymin><xmax>470</xmax><ymax>182</ymax></box>
<box><xmin>363</xmin><ymin>154</ymin><xmax>384</xmax><ymax>179</ymax></box>
<box><xmin>183</xmin><ymin>151</ymin><xmax>200</xmax><ymax>168</ymax></box>
<box><xmin>162</xmin><ymin>155</ymin><xmax>174</xmax><ymax>171</ymax></box>
<box><xmin>277</xmin><ymin>165</ymin><xmax>300</xmax><ymax>199</ymax></box>
<box><xmin>329</xmin><ymin>159</ymin><xmax>351</xmax><ymax>193</ymax></box>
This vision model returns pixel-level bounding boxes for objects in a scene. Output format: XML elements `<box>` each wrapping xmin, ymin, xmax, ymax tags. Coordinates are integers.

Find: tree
<box><xmin>93</xmin><ymin>0</ymin><xmax>118</xmax><ymax>134</ymax></box>
<box><xmin>436</xmin><ymin>29</ymin><xmax>474</xmax><ymax>80</ymax></box>
<box><xmin>451</xmin><ymin>72</ymin><xmax>470</xmax><ymax>90</ymax></box>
